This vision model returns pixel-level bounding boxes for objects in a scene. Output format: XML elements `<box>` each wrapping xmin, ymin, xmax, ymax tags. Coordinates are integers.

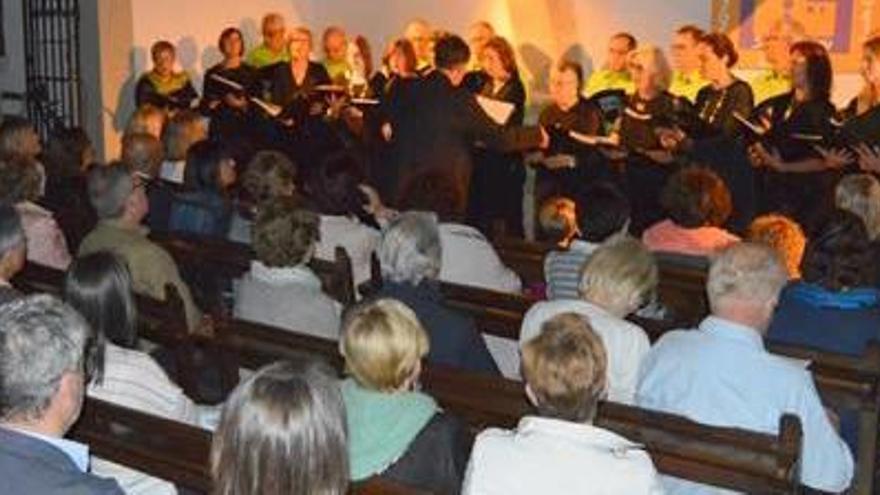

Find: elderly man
<box><xmin>246</xmin><ymin>12</ymin><xmax>289</xmax><ymax>68</ymax></box>
<box><xmin>637</xmin><ymin>243</ymin><xmax>853</xmax><ymax>493</ymax></box>
<box><xmin>750</xmin><ymin>18</ymin><xmax>805</xmax><ymax>104</ymax></box>
<box><xmin>0</xmin><ymin>205</ymin><xmax>25</xmax><ymax>304</ymax></box>
<box><xmin>584</xmin><ymin>32</ymin><xmax>637</xmax><ymax>97</ymax></box>
<box><xmin>668</xmin><ymin>25</ymin><xmax>708</xmax><ymax>103</ymax></box>
<box><xmin>321</xmin><ymin>25</ymin><xmax>349</xmax><ymax>84</ymax></box>
<box><xmin>0</xmin><ymin>295</ymin><xmax>124</xmax><ymax>494</ymax></box>
<box><xmin>373</xmin><ymin>211</ymin><xmax>499</xmax><ymax>375</ymax></box>
<box><xmin>78</xmin><ymin>162</ymin><xmax>203</xmax><ymax>332</ymax></box>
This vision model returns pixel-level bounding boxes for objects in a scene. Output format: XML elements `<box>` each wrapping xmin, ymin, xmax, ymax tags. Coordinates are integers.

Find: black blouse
<box><xmin>758</xmin><ymin>92</ymin><xmax>835</xmax><ymax>161</ymax></box>
<box><xmin>618</xmin><ymin>91</ymin><xmax>677</xmax><ymax>151</ymax></box>
<box><xmin>476</xmin><ymin>76</ymin><xmax>526</xmax><ymax>126</ymax></box>
<box><xmin>538</xmin><ymin>97</ymin><xmax>602</xmax><ymax>156</ymax></box>
<box><xmin>201</xmin><ymin>63</ymin><xmax>260</xmax><ymax>111</ymax></box>
<box><xmin>691</xmin><ymin>79</ymin><xmax>754</xmax><ymax>139</ymax></box>
<box><xmin>267</xmin><ymin>61</ymin><xmax>332</xmax><ymax>113</ymax></box>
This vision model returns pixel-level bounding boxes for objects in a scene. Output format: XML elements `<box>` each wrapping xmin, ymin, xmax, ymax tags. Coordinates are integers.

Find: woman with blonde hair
<box><xmin>520</xmin><ymin>237</ymin><xmax>657</xmax><ymax>404</ymax></box>
<box><xmin>212</xmin><ymin>358</ymin><xmax>348</xmax><ymax>495</ymax></box>
<box><xmin>340</xmin><ymin>298</ymin><xmax>469</xmax><ymax>493</ymax></box>
<box><xmin>845</xmin><ymin>36</ymin><xmax>880</xmax><ymax>174</ymax></box>
<box><xmin>835</xmin><ymin>173</ymin><xmax>880</xmax><ymax>241</ymax></box>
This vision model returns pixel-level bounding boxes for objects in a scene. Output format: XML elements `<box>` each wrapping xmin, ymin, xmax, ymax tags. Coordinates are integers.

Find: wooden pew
<box><xmin>211</xmin><ymin>316</ymin><xmax>803</xmax><ymax>493</ymax></box>
<box><xmin>652</xmin><ymin>251</ymin><xmax>709</xmax><ymax>327</ymax></box>
<box><xmin>70</xmin><ymin>398</ymin><xmax>431</xmax><ymax>495</ymax></box>
<box><xmin>150</xmin><ymin>232</ymin><xmax>357</xmax><ymax>306</ymax></box>
<box><xmin>490</xmin><ymin>234</ymin><xmax>555</xmax><ymax>287</ymax></box>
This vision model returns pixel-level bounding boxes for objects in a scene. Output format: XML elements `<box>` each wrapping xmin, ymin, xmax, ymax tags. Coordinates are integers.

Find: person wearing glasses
<box><xmin>245</xmin><ymin>12</ymin><xmax>290</xmax><ymax>69</ymax></box>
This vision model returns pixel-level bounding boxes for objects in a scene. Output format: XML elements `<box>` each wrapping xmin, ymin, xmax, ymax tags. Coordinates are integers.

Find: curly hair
<box><xmin>661</xmin><ymin>167</ymin><xmax>732</xmax><ymax>228</ymax></box>
<box><xmin>252</xmin><ymin>198</ymin><xmax>320</xmax><ymax>268</ymax></box>
<box><xmin>0</xmin><ymin>157</ymin><xmax>42</xmax><ymax>205</ymax></box>
<box><xmin>801</xmin><ymin>209</ymin><xmax>876</xmax><ymax>290</ymax></box>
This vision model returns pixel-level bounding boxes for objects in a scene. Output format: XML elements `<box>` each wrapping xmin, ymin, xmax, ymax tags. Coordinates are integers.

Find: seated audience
<box><xmin>65</xmin><ymin>252</ymin><xmax>214</xmax><ymax>495</ymax></box>
<box><xmin>0</xmin><ymin>117</ymin><xmax>42</xmax><ymax>162</ymax></box>
<box><xmin>642</xmin><ymin>167</ymin><xmax>739</xmax><ymax>256</ymax></box>
<box><xmin>535</xmin><ymin>195</ymin><xmax>578</xmax><ymax>247</ymax></box>
<box><xmin>465</xmin><ymin>313</ymin><xmax>663</xmax><ymax>494</ymax></box>
<box><xmin>134</xmin><ymin>40</ymin><xmax>198</xmax><ymax>112</ymax></box>
<box><xmin>0</xmin><ymin>205</ymin><xmax>25</xmax><ymax>304</ymax></box>
<box><xmin>522</xmin><ymin>237</ymin><xmax>656</xmax><ymax>404</ymax></box>
<box><xmin>168</xmin><ymin>140</ymin><xmax>237</xmax><ymax>238</ymax></box>
<box><xmin>234</xmin><ymin>197</ymin><xmax>341</xmax><ymax>339</ymax></box>
<box><xmin>122</xmin><ymin>132</ymin><xmax>164</xmax><ymax>180</ymax></box>
<box><xmin>341</xmin><ymin>299</ymin><xmax>470</xmax><ymax>492</ymax></box>
<box><xmin>835</xmin><ymin>174</ymin><xmax>880</xmax><ymax>284</ymax></box>
<box><xmin>40</xmin><ymin>127</ymin><xmax>97</xmax><ymax>250</ymax></box>
<box><xmin>637</xmin><ymin>242</ymin><xmax>854</xmax><ymax>493</ymax></box>
<box><xmin>544</xmin><ymin>183</ymin><xmax>631</xmax><ymax>300</ymax></box>
<box><xmin>0</xmin><ymin>295</ymin><xmax>124</xmax><ymax>494</ymax></box>
<box><xmin>0</xmin><ymin>158</ymin><xmax>72</xmax><ymax>270</ymax></box>
<box><xmin>768</xmin><ymin>209</ymin><xmax>880</xmax><ymax>355</ymax></box>
<box><xmin>375</xmin><ymin>211</ymin><xmax>499</xmax><ymax>374</ymax></box>
<box><xmin>746</xmin><ymin>213</ymin><xmax>806</xmax><ymax>279</ymax></box>
<box><xmin>125</xmin><ymin>105</ymin><xmax>166</xmax><ymax>140</ymax></box>
<box><xmin>158</xmin><ymin>110</ymin><xmax>207</xmax><ymax>186</ymax></box>
<box><xmin>399</xmin><ymin>170</ymin><xmax>521</xmax><ymax>293</ymax></box>
<box><xmin>308</xmin><ymin>152</ymin><xmax>381</xmax><ymax>288</ymax></box>
<box><xmin>212</xmin><ymin>359</ymin><xmax>348</xmax><ymax>495</ymax></box>
<box><xmin>228</xmin><ymin>150</ymin><xmax>298</xmax><ymax>244</ymax></box>
<box><xmin>79</xmin><ymin>162</ymin><xmax>203</xmax><ymax>332</ymax></box>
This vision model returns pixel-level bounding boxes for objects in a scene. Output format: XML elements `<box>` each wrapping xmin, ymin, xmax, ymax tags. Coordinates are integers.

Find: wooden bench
<box><xmin>210</xmin><ymin>315</ymin><xmax>803</xmax><ymax>493</ymax></box>
<box><xmin>490</xmin><ymin>234</ymin><xmax>555</xmax><ymax>287</ymax></box>
<box><xmin>70</xmin><ymin>398</ymin><xmax>432</xmax><ymax>494</ymax></box>
<box><xmin>150</xmin><ymin>232</ymin><xmax>357</xmax><ymax>307</ymax></box>
<box><xmin>653</xmin><ymin>251</ymin><xmax>709</xmax><ymax>327</ymax></box>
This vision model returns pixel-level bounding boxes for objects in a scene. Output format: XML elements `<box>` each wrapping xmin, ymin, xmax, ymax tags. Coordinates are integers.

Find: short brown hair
<box><xmin>555</xmin><ymin>59</ymin><xmax>584</xmax><ymax>87</ymax></box>
<box><xmin>483</xmin><ymin>36</ymin><xmax>518</xmax><ymax>75</ymax></box>
<box><xmin>676</xmin><ymin>25</ymin><xmax>705</xmax><ymax>41</ymax></box>
<box><xmin>700</xmin><ymin>32</ymin><xmax>739</xmax><ymax>67</ymax></box>
<box><xmin>121</xmin><ymin>132</ymin><xmax>163</xmax><ymax>178</ymax></box>
<box><xmin>522</xmin><ymin>313</ymin><xmax>607</xmax><ymax>423</ymax></box>
<box><xmin>161</xmin><ymin>110</ymin><xmax>206</xmax><ymax>161</ymax></box>
<box><xmin>252</xmin><ymin>198</ymin><xmax>320</xmax><ymax>268</ymax></box>
<box><xmin>661</xmin><ymin>167</ymin><xmax>732</xmax><ymax>228</ymax></box>
<box><xmin>0</xmin><ymin>157</ymin><xmax>42</xmax><ymax>204</ymax></box>
<box><xmin>341</xmin><ymin>299</ymin><xmax>429</xmax><ymax>392</ymax></box>
<box><xmin>243</xmin><ymin>151</ymin><xmax>297</xmax><ymax>204</ymax></box>
<box><xmin>150</xmin><ymin>40</ymin><xmax>175</xmax><ymax>61</ymax></box>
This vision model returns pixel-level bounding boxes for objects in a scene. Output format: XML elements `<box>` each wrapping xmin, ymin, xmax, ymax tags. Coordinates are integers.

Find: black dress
<box><xmin>201</xmin><ymin>63</ymin><xmax>261</xmax><ymax>162</ymax></box>
<box><xmin>134</xmin><ymin>72</ymin><xmax>198</xmax><ymax>111</ymax></box>
<box><xmin>536</xmin><ymin>96</ymin><xmax>604</xmax><ymax>203</ymax></box>
<box><xmin>758</xmin><ymin>92</ymin><xmax>836</xmax><ymax>226</ymax></box>
<box><xmin>686</xmin><ymin>80</ymin><xmax>756</xmax><ymax>232</ymax></box>
<box><xmin>618</xmin><ymin>91</ymin><xmax>678</xmax><ymax>233</ymax></box>
<box><xmin>467</xmin><ymin>75</ymin><xmax>527</xmax><ymax>235</ymax></box>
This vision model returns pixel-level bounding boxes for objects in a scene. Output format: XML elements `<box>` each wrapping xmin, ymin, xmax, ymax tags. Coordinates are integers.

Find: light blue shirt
<box><xmin>8</xmin><ymin>426</ymin><xmax>90</xmax><ymax>472</ymax></box>
<box><xmin>636</xmin><ymin>316</ymin><xmax>853</xmax><ymax>493</ymax></box>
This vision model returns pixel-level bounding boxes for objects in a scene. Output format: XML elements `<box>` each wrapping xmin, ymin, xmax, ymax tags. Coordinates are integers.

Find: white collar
<box><xmin>517</xmin><ymin>416</ymin><xmax>645</xmax><ymax>453</ymax></box>
<box><xmin>6</xmin><ymin>426</ymin><xmax>90</xmax><ymax>472</ymax></box>
<box><xmin>250</xmin><ymin>260</ymin><xmax>321</xmax><ymax>289</ymax></box>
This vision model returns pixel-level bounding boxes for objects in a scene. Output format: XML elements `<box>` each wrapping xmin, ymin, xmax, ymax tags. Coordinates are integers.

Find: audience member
<box><xmin>234</xmin><ymin>197</ymin><xmax>341</xmax><ymax>339</ymax></box>
<box><xmin>544</xmin><ymin>182</ymin><xmax>630</xmax><ymax>300</ymax></box>
<box><xmin>0</xmin><ymin>295</ymin><xmax>124</xmax><ymax>494</ymax></box>
<box><xmin>464</xmin><ymin>313</ymin><xmax>663</xmax><ymax>494</ymax></box>
<box><xmin>584</xmin><ymin>32</ymin><xmax>637</xmax><ymax>97</ymax></box>
<box><xmin>399</xmin><ymin>170</ymin><xmax>520</xmax><ymax>293</ymax></box>
<box><xmin>642</xmin><ymin>167</ymin><xmax>739</xmax><ymax>256</ymax></box>
<box><xmin>308</xmin><ymin>151</ymin><xmax>381</xmax><ymax>288</ymax></box>
<box><xmin>535</xmin><ymin>196</ymin><xmax>578</xmax><ymax>247</ymax></box>
<box><xmin>158</xmin><ymin>110</ymin><xmax>208</xmax><ymax>186</ymax></box>
<box><xmin>746</xmin><ymin>213</ymin><xmax>806</xmax><ymax>279</ymax></box>
<box><xmin>79</xmin><ymin>162</ymin><xmax>203</xmax><ymax>332</ymax></box>
<box><xmin>245</xmin><ymin>12</ymin><xmax>290</xmax><ymax>68</ymax></box>
<box><xmin>637</xmin><ymin>242</ymin><xmax>854</xmax><ymax>493</ymax></box>
<box><xmin>168</xmin><ymin>140</ymin><xmax>237</xmax><ymax>238</ymax></box>
<box><xmin>65</xmin><ymin>252</ymin><xmax>214</xmax><ymax>495</ymax></box>
<box><xmin>835</xmin><ymin>173</ymin><xmax>880</xmax><ymax>241</ymax></box>
<box><xmin>522</xmin><ymin>237</ymin><xmax>656</xmax><ymax>404</ymax></box>
<box><xmin>228</xmin><ymin>150</ymin><xmax>297</xmax><ymax>244</ymax></box>
<box><xmin>0</xmin><ymin>205</ymin><xmax>25</xmax><ymax>304</ymax></box>
<box><xmin>0</xmin><ymin>158</ymin><xmax>72</xmax><ymax>270</ymax></box>
<box><xmin>0</xmin><ymin>116</ymin><xmax>42</xmax><ymax>162</ymax></box>
<box><xmin>375</xmin><ymin>211</ymin><xmax>499</xmax><ymax>374</ymax></box>
<box><xmin>212</xmin><ymin>359</ymin><xmax>348</xmax><ymax>495</ymax></box>
<box><xmin>125</xmin><ymin>105</ymin><xmax>166</xmax><ymax>140</ymax></box>
<box><xmin>341</xmin><ymin>298</ymin><xmax>470</xmax><ymax>492</ymax></box>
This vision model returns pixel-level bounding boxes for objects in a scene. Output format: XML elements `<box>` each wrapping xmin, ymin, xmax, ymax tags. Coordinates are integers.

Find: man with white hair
<box><xmin>637</xmin><ymin>242</ymin><xmax>853</xmax><ymax>493</ymax></box>
<box><xmin>751</xmin><ymin>18</ymin><xmax>806</xmax><ymax>104</ymax></box>
<box><xmin>246</xmin><ymin>12</ymin><xmax>289</xmax><ymax>68</ymax></box>
<box><xmin>0</xmin><ymin>295</ymin><xmax>123</xmax><ymax>494</ymax></box>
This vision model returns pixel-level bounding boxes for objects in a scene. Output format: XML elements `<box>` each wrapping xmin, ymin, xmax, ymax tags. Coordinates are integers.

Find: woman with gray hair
<box><xmin>0</xmin><ymin>205</ymin><xmax>25</xmax><ymax>305</ymax></box>
<box><xmin>374</xmin><ymin>211</ymin><xmax>498</xmax><ymax>374</ymax></box>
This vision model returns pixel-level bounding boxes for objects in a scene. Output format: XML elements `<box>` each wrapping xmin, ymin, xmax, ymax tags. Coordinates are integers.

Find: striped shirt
<box><xmin>543</xmin><ymin>240</ymin><xmax>598</xmax><ymax>300</ymax></box>
<box><xmin>87</xmin><ymin>343</ymin><xmax>205</xmax><ymax>495</ymax></box>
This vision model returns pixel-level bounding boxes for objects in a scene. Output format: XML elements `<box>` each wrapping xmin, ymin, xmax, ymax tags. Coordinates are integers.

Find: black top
<box><xmin>381</xmin><ymin>413</ymin><xmax>471</xmax><ymax>494</ymax></box>
<box><xmin>267</xmin><ymin>61</ymin><xmax>332</xmax><ymax>117</ymax></box>
<box><xmin>619</xmin><ymin>91</ymin><xmax>677</xmax><ymax>151</ymax></box>
<box><xmin>134</xmin><ymin>73</ymin><xmax>198</xmax><ymax>111</ymax></box>
<box><xmin>476</xmin><ymin>75</ymin><xmax>526</xmax><ymax>126</ymax></box>
<box><xmin>758</xmin><ymin>92</ymin><xmax>835</xmax><ymax>161</ymax></box>
<box><xmin>201</xmin><ymin>63</ymin><xmax>261</xmax><ymax>115</ymax></box>
<box><xmin>691</xmin><ymin>79</ymin><xmax>754</xmax><ymax>139</ymax></box>
<box><xmin>839</xmin><ymin>99</ymin><xmax>880</xmax><ymax>147</ymax></box>
<box><xmin>373</xmin><ymin>280</ymin><xmax>500</xmax><ymax>375</ymax></box>
<box><xmin>462</xmin><ymin>70</ymin><xmax>490</xmax><ymax>94</ymax></box>
<box><xmin>539</xmin><ymin>97</ymin><xmax>603</xmax><ymax>156</ymax></box>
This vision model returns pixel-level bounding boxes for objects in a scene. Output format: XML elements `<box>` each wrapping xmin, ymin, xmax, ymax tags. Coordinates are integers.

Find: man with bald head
<box><xmin>246</xmin><ymin>12</ymin><xmax>289</xmax><ymax>68</ymax></box>
<box><xmin>637</xmin><ymin>243</ymin><xmax>853</xmax><ymax>493</ymax></box>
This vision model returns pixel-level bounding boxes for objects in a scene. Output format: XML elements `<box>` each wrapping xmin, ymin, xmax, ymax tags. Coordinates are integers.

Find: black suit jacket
<box><xmin>387</xmin><ymin>71</ymin><xmax>541</xmax><ymax>211</ymax></box>
<box><xmin>0</xmin><ymin>427</ymin><xmax>123</xmax><ymax>494</ymax></box>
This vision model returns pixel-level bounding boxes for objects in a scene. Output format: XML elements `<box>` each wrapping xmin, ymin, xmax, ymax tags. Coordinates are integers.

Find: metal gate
<box><xmin>22</xmin><ymin>0</ymin><xmax>81</xmax><ymax>139</ymax></box>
